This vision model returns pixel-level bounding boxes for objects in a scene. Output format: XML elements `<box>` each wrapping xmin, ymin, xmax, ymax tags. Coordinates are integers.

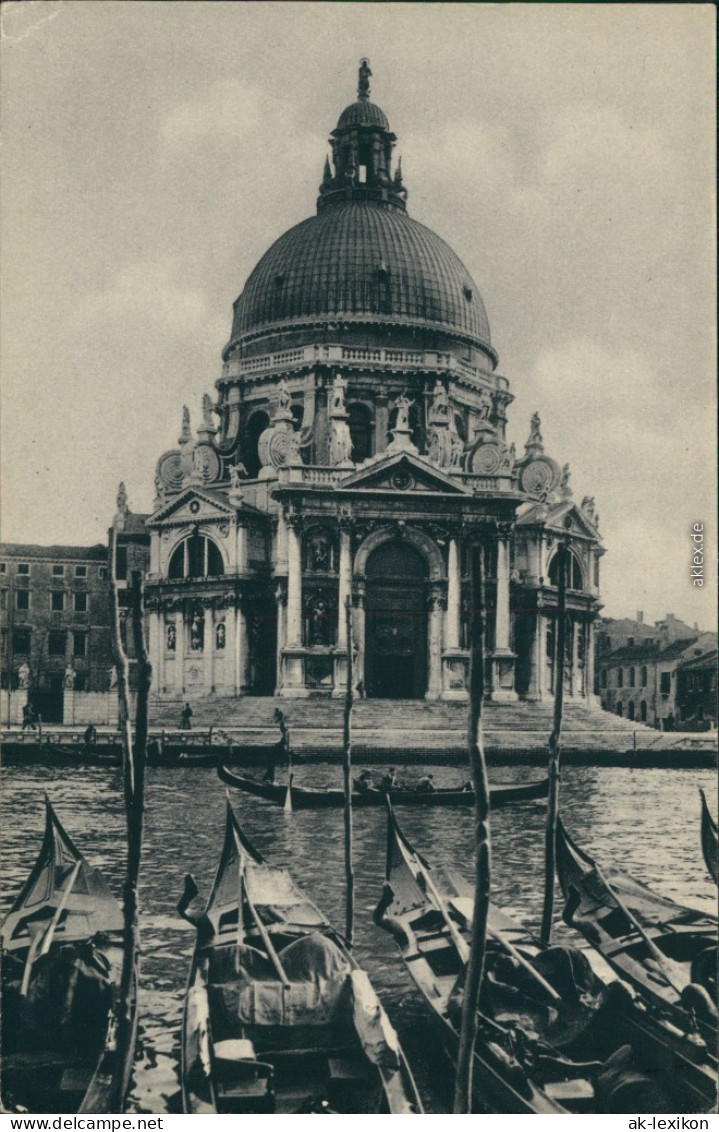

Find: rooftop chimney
<box><xmin>636</xmin><ymin>611</ymin><xmax>644</xmax><ymax>623</ymax></box>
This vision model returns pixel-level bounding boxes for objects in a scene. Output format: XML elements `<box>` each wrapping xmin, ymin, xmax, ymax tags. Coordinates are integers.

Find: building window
<box><xmin>73</xmin><ymin>592</ymin><xmax>88</xmax><ymax>613</ymax></box>
<box><xmin>16</xmin><ymin>591</ymin><xmax>30</xmax><ymax>610</ymax></box>
<box><xmin>51</xmin><ymin>591</ymin><xmax>65</xmax><ymax>612</ymax></box>
<box><xmin>0</xmin><ymin>590</ymin><xmax>5</xmax><ymax>610</ymax></box>
<box><xmin>549</xmin><ymin>549</ymin><xmax>584</xmax><ymax>590</ymax></box>
<box><xmin>641</xmin><ymin>666</ymin><xmax>648</xmax><ymax>687</ymax></box>
<box><xmin>115</xmin><ymin>546</ymin><xmax>128</xmax><ymax>581</ymax></box>
<box><xmin>99</xmin><ymin>566</ymin><xmax>108</xmax><ymax>580</ymax></box>
<box><xmin>660</xmin><ymin>671</ymin><xmax>671</xmax><ymax>695</ymax></box>
<box><xmin>627</xmin><ymin>637</ymin><xmax>634</xmax><ymax>647</ymax></box>
<box><xmin>627</xmin><ymin>700</ymin><xmax>635</xmax><ymax>721</ymax></box>
<box><xmin>168</xmin><ymin>534</ymin><xmax>224</xmax><ymax>579</ymax></box>
<box><xmin>75</xmin><ymin>565</ymin><xmax>87</xmax><ymax>578</ymax></box>
<box><xmin>617</xmin><ymin>668</ymin><xmax>623</xmax><ymax>688</ymax></box>
<box><xmin>13</xmin><ymin>627</ymin><xmax>31</xmax><ymax>654</ymax></box>
<box><xmin>73</xmin><ymin>631</ymin><xmax>87</xmax><ymax>658</ymax></box>
<box><xmin>48</xmin><ymin>631</ymin><xmax>66</xmax><ymax>657</ymax></box>
<box><xmin>52</xmin><ymin>564</ymin><xmax>64</xmax><ymax>577</ymax></box>
<box><xmin>348</xmin><ymin>403</ymin><xmax>374</xmax><ymax>462</ymax></box>
<box><xmin>640</xmin><ymin>701</ymin><xmax>648</xmax><ymax>722</ymax></box>
<box><xmin>0</xmin><ymin>563</ymin><xmax>5</xmax><ymax>573</ymax></box>
<box><xmin>616</xmin><ymin>702</ymin><xmax>623</xmax><ymax>716</ymax></box>
<box><xmin>629</xmin><ymin>666</ymin><xmax>636</xmax><ymax>687</ymax></box>
<box><xmin>244</xmin><ymin>410</ymin><xmax>270</xmax><ymax>479</ymax></box>
<box><xmin>17</xmin><ymin>563</ymin><xmax>29</xmax><ymax>575</ymax></box>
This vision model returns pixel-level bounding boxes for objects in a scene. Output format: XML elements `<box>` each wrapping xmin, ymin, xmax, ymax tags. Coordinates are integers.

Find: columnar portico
<box><xmin>143</xmin><ymin>63</ymin><xmax>603</xmax><ymax>706</ymax></box>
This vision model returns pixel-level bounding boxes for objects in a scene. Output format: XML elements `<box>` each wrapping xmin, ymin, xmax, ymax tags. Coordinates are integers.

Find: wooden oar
<box><xmin>540</xmin><ymin>539</ymin><xmax>568</xmax><ymax>945</ymax></box>
<box><xmin>591</xmin><ymin>860</ymin><xmax>686</xmax><ymax>998</ymax></box>
<box><xmin>234</xmin><ymin>842</ymin><xmax>290</xmax><ymax>989</ymax></box>
<box><xmin>19</xmin><ymin>922</ymin><xmax>45</xmax><ymax>998</ymax></box>
<box><xmin>38</xmin><ymin>859</ymin><xmax>82</xmax><ymax>957</ymax></box>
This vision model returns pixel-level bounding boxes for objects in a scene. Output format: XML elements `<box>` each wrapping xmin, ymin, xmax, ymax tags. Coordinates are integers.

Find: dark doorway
<box><xmin>34</xmin><ymin>676</ymin><xmax>64</xmax><ymax>723</ymax></box>
<box><xmin>247</xmin><ymin>600</ymin><xmax>277</xmax><ymax>695</ymax></box>
<box><xmin>364</xmin><ymin>541</ymin><xmax>428</xmax><ymax>699</ymax></box>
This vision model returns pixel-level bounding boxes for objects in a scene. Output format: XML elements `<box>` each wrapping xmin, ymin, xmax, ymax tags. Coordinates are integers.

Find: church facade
<box><xmin>144</xmin><ymin>64</ymin><xmax>603</xmax><ymax>705</ymax></box>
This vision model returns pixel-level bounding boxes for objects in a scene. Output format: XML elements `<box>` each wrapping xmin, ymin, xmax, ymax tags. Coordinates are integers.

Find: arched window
<box><xmin>168</xmin><ymin>534</ymin><xmax>224</xmax><ymax>579</ymax></box>
<box><xmin>617</xmin><ymin>668</ymin><xmax>624</xmax><ymax>688</ymax></box>
<box><xmin>244</xmin><ymin>410</ymin><xmax>269</xmax><ymax>478</ymax></box>
<box><xmin>348</xmin><ymin>403</ymin><xmax>373</xmax><ymax>463</ymax></box>
<box><xmin>629</xmin><ymin>666</ymin><xmax>636</xmax><ymax>687</ymax></box>
<box><xmin>616</xmin><ymin>702</ymin><xmax>623</xmax><ymax>716</ymax></box>
<box><xmin>641</xmin><ymin>666</ymin><xmax>648</xmax><ymax>688</ymax></box>
<box><xmin>628</xmin><ymin>700</ymin><xmax>635</xmax><ymax>721</ymax></box>
<box><xmin>640</xmin><ymin>700</ymin><xmax>647</xmax><ymax>722</ymax></box>
<box><xmin>548</xmin><ymin>548</ymin><xmax>584</xmax><ymax>590</ymax></box>
<box><xmin>366</xmin><ymin>540</ymin><xmax>428</xmax><ymax>579</ymax></box>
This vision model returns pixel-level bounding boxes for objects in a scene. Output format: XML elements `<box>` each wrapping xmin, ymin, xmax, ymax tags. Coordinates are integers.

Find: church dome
<box><xmin>228</xmin><ymin>203</ymin><xmax>490</xmax><ymax>349</ymax></box>
<box><xmin>226</xmin><ymin>62</ymin><xmax>492</xmax><ymax>359</ymax></box>
<box><xmin>337</xmin><ymin>99</ymin><xmax>389</xmax><ymax>130</ymax></box>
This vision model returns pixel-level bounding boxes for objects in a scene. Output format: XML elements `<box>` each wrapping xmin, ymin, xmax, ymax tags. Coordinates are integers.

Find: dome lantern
<box><xmin>318</xmin><ymin>60</ymin><xmax>405</xmax><ymax>211</ymax></box>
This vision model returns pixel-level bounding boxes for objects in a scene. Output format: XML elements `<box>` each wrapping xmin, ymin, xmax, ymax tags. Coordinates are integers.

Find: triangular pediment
<box><xmin>146</xmin><ymin>485</ymin><xmax>237</xmax><ymax>527</ymax></box>
<box><xmin>338</xmin><ymin>451</ymin><xmax>470</xmax><ymax>495</ymax></box>
<box><xmin>519</xmin><ymin>500</ymin><xmax>602</xmax><ymax>542</ymax></box>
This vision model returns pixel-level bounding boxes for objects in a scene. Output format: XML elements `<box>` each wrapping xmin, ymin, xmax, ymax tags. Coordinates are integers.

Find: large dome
<box><xmin>228</xmin><ymin>202</ymin><xmax>491</xmax><ymax>350</ymax></box>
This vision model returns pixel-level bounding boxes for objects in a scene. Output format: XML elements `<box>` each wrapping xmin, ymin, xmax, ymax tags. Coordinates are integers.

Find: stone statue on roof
<box><xmin>394</xmin><ymin>394</ymin><xmax>413</xmax><ymax>433</ymax></box>
<box><xmin>358</xmin><ymin>59</ymin><xmax>372</xmax><ymax>100</ymax></box>
<box><xmin>202</xmin><ymin>393</ymin><xmax>214</xmax><ymax>429</ymax></box>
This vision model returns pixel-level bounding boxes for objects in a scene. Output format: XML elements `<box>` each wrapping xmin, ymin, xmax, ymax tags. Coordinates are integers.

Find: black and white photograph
<box><xmin>1</xmin><ymin>1</ymin><xmax>716</xmax><ymax>1119</ymax></box>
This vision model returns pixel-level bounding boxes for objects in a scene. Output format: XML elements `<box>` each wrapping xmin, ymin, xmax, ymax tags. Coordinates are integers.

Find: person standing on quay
<box><xmin>180</xmin><ymin>702</ymin><xmax>193</xmax><ymax>730</ymax></box>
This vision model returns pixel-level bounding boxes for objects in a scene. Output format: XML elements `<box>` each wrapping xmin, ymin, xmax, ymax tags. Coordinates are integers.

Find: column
<box><xmin>207</xmin><ymin>608</ymin><xmax>215</xmax><ymax>693</ymax></box>
<box><xmin>337</xmin><ymin>527</ymin><xmax>352</xmax><ymax>651</ymax></box>
<box><xmin>427</xmin><ymin>586</ymin><xmax>445</xmax><ymax>699</ymax></box>
<box><xmin>233</xmin><ymin>604</ymin><xmax>242</xmax><ymax>694</ymax></box>
<box><xmin>535</xmin><ymin>611</ymin><xmax>547</xmax><ymax>700</ymax></box>
<box><xmin>585</xmin><ymin>618</ymin><xmax>597</xmax><ymax>704</ymax></box>
<box><xmin>494</xmin><ymin>535</ymin><xmax>511</xmax><ymax>651</ymax></box>
<box><xmin>281</xmin><ymin>515</ymin><xmax>305</xmax><ymax>694</ymax></box>
<box><xmin>375</xmin><ymin>393</ymin><xmax>389</xmax><ymax>455</ymax></box>
<box><xmin>445</xmin><ymin>538</ymin><xmax>461</xmax><ymax>650</ymax></box>
<box><xmin>334</xmin><ymin>525</ymin><xmax>352</xmax><ymax>696</ymax></box>
<box><xmin>489</xmin><ymin>530</ymin><xmax>517</xmax><ymax>701</ymax></box>
<box><xmin>352</xmin><ymin>581</ymin><xmax>366</xmax><ymax>697</ymax></box>
<box><xmin>148</xmin><ymin>611</ymin><xmax>162</xmax><ymax>696</ymax></box>
<box><xmin>286</xmin><ymin>521</ymin><xmax>302</xmax><ymax>646</ymax></box>
<box><xmin>176</xmin><ymin>615</ymin><xmax>186</xmax><ymax>693</ymax></box>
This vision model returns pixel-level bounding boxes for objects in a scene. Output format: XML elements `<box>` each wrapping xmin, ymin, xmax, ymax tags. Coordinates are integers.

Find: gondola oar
<box><xmin>453</xmin><ymin>542</ymin><xmax>491</xmax><ymax>1114</ymax></box>
<box><xmin>540</xmin><ymin>538</ymin><xmax>568</xmax><ymax>945</ymax></box>
<box><xmin>342</xmin><ymin>595</ymin><xmax>355</xmax><ymax>948</ymax></box>
<box><xmin>37</xmin><ymin>859</ymin><xmax>82</xmax><ymax>958</ymax></box>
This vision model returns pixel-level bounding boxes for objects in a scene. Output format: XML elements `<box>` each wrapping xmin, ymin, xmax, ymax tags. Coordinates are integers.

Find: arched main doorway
<box><xmin>364</xmin><ymin>540</ymin><xmax>428</xmax><ymax>699</ymax></box>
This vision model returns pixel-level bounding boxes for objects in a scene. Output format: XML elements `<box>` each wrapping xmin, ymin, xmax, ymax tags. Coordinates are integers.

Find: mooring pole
<box><xmin>540</xmin><ymin>539</ymin><xmax>568</xmax><ymax>945</ymax></box>
<box><xmin>453</xmin><ymin>542</ymin><xmax>491</xmax><ymax>1114</ymax></box>
<box><xmin>342</xmin><ymin>595</ymin><xmax>355</xmax><ymax>948</ymax></box>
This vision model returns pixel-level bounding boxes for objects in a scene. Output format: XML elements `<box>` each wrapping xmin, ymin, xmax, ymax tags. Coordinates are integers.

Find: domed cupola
<box><xmin>318</xmin><ymin>59</ymin><xmax>406</xmax><ymax>211</ymax></box>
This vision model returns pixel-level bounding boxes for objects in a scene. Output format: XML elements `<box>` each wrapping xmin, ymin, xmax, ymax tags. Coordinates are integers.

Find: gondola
<box><xmin>374</xmin><ymin>805</ymin><xmax>717</xmax><ymax>1114</ymax></box>
<box><xmin>218</xmin><ymin>765</ymin><xmax>549</xmax><ymax>809</ymax></box>
<box><xmin>46</xmin><ymin>743</ymin><xmax>121</xmax><ymax>767</ymax></box>
<box><xmin>700</xmin><ymin>788</ymin><xmax>718</xmax><ymax>886</ymax></box>
<box><xmin>179</xmin><ymin>800</ymin><xmax>423</xmax><ymax>1114</ymax></box>
<box><xmin>555</xmin><ymin>816</ymin><xmax>718</xmax><ymax>1049</ymax></box>
<box><xmin>1</xmin><ymin>798</ymin><xmax>136</xmax><ymax>1113</ymax></box>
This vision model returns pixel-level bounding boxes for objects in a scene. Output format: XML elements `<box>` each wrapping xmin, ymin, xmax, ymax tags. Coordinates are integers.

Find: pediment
<box><xmin>338</xmin><ymin>452</ymin><xmax>470</xmax><ymax>496</ymax></box>
<box><xmin>546</xmin><ymin>502</ymin><xmax>602</xmax><ymax>541</ymax></box>
<box><xmin>146</xmin><ymin>486</ymin><xmax>235</xmax><ymax>528</ymax></box>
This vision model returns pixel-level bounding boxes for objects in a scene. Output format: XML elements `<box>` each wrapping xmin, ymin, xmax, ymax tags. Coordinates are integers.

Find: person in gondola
<box><xmin>21</xmin><ymin>702</ymin><xmax>37</xmax><ymax>731</ymax></box>
<box><xmin>262</xmin><ymin>745</ymin><xmax>277</xmax><ymax>784</ymax></box>
<box><xmin>83</xmin><ymin>723</ymin><xmax>98</xmax><ymax>748</ymax></box>
<box><xmin>381</xmin><ymin>768</ymin><xmax>398</xmax><ymax>792</ymax></box>
<box><xmin>417</xmin><ymin>773</ymin><xmax>435</xmax><ymax>793</ymax></box>
<box><xmin>355</xmin><ymin>770</ymin><xmax>373</xmax><ymax>793</ymax></box>
<box><xmin>180</xmin><ymin>702</ymin><xmax>193</xmax><ymax>730</ymax></box>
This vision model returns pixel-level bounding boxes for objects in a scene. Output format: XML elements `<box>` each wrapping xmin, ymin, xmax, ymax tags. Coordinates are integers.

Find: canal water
<box><xmin>2</xmin><ymin>761</ymin><xmax>716</xmax><ymax>1113</ymax></box>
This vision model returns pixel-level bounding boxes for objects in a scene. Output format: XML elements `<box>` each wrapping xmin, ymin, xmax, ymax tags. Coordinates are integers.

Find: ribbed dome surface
<box><xmin>336</xmin><ymin>100</ymin><xmax>390</xmax><ymax>130</ymax></box>
<box><xmin>230</xmin><ymin>203</ymin><xmax>490</xmax><ymax>347</ymax></box>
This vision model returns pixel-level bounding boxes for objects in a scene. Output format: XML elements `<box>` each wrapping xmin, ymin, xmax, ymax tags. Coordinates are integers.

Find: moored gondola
<box><xmin>179</xmin><ymin>800</ymin><xmax>423</xmax><ymax>1114</ymax></box>
<box><xmin>218</xmin><ymin>765</ymin><xmax>549</xmax><ymax>809</ymax></box>
<box><xmin>374</xmin><ymin>805</ymin><xmax>717</xmax><ymax>1114</ymax></box>
<box><xmin>1</xmin><ymin>799</ymin><xmax>136</xmax><ymax>1113</ymax></box>
<box><xmin>555</xmin><ymin>816</ymin><xmax>718</xmax><ymax>1052</ymax></box>
<box><xmin>700</xmin><ymin>788</ymin><xmax>718</xmax><ymax>886</ymax></box>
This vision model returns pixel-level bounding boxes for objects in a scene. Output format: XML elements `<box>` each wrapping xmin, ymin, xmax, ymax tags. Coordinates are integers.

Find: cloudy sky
<box><xmin>1</xmin><ymin>2</ymin><xmax>715</xmax><ymax>628</ymax></box>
